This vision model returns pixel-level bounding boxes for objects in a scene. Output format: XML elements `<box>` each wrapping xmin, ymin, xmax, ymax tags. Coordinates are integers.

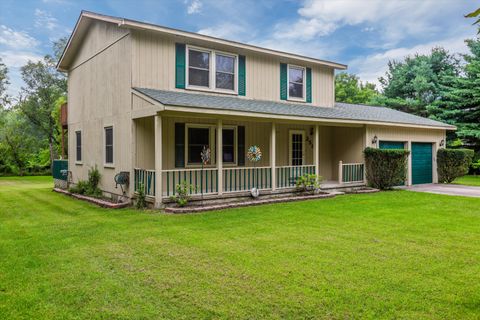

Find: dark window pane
<box><xmin>189</xmin><ymin>50</ymin><xmax>209</xmax><ymax>69</ymax></box>
<box><xmin>289</xmin><ymin>67</ymin><xmax>303</xmax><ymax>83</ymax></box>
<box><xmin>222</xmin><ymin>129</ymin><xmax>235</xmax><ymax>163</ymax></box>
<box><xmin>188</xmin><ymin>127</ymin><xmax>210</xmax><ymax>164</ymax></box>
<box><xmin>289</xmin><ymin>83</ymin><xmax>303</xmax><ymax>98</ymax></box>
<box><xmin>105</xmin><ymin>127</ymin><xmax>113</xmax><ymax>164</ymax></box>
<box><xmin>76</xmin><ymin>131</ymin><xmax>81</xmax><ymax>162</ymax></box>
<box><xmin>188</xmin><ymin>128</ymin><xmax>209</xmax><ymax>145</ymax></box>
<box><xmin>216</xmin><ymin>72</ymin><xmax>234</xmax><ymax>90</ymax></box>
<box><xmin>216</xmin><ymin>55</ymin><xmax>234</xmax><ymax>73</ymax></box>
<box><xmin>223</xmin><ymin>146</ymin><xmax>234</xmax><ymax>163</ymax></box>
<box><xmin>189</xmin><ymin>68</ymin><xmax>209</xmax><ymax>87</ymax></box>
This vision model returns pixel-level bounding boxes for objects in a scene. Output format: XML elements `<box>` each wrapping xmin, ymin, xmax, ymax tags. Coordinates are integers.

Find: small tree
<box><xmin>364</xmin><ymin>147</ymin><xmax>410</xmax><ymax>190</ymax></box>
<box><xmin>437</xmin><ymin>149</ymin><xmax>474</xmax><ymax>183</ymax></box>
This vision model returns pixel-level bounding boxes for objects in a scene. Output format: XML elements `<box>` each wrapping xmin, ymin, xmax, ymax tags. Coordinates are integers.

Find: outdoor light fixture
<box><xmin>372</xmin><ymin>135</ymin><xmax>378</xmax><ymax>145</ymax></box>
<box><xmin>440</xmin><ymin>139</ymin><xmax>445</xmax><ymax>147</ymax></box>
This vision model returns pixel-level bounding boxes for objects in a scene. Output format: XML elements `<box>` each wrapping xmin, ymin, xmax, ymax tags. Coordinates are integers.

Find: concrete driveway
<box><xmin>402</xmin><ymin>184</ymin><xmax>480</xmax><ymax>198</ymax></box>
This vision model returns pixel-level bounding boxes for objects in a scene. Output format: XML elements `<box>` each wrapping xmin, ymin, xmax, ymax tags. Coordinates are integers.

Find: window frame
<box><xmin>289</xmin><ymin>130</ymin><xmax>305</xmax><ymax>166</ymax></box>
<box><xmin>185</xmin><ymin>45</ymin><xmax>238</xmax><ymax>95</ymax></box>
<box><xmin>287</xmin><ymin>64</ymin><xmax>306</xmax><ymax>102</ymax></box>
<box><xmin>104</xmin><ymin>125</ymin><xmax>114</xmax><ymax>168</ymax></box>
<box><xmin>185</xmin><ymin>123</ymin><xmax>216</xmax><ymax>168</ymax></box>
<box><xmin>75</xmin><ymin>130</ymin><xmax>82</xmax><ymax>165</ymax></box>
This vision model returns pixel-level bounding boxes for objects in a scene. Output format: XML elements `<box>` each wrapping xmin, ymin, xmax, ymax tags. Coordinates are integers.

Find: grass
<box><xmin>1</xmin><ymin>176</ymin><xmax>480</xmax><ymax>319</ymax></box>
<box><xmin>453</xmin><ymin>175</ymin><xmax>480</xmax><ymax>187</ymax></box>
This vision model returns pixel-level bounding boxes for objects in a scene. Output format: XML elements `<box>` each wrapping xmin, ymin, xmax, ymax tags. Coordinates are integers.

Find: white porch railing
<box><xmin>163</xmin><ymin>168</ymin><xmax>219</xmax><ymax>197</ymax></box>
<box><xmin>134</xmin><ymin>168</ymin><xmax>156</xmax><ymax>197</ymax></box>
<box><xmin>276</xmin><ymin>165</ymin><xmax>316</xmax><ymax>189</ymax></box>
<box><xmin>223</xmin><ymin>167</ymin><xmax>272</xmax><ymax>193</ymax></box>
<box><xmin>338</xmin><ymin>161</ymin><xmax>365</xmax><ymax>183</ymax></box>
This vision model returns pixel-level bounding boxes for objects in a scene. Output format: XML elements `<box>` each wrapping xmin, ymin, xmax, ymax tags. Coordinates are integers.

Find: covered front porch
<box><xmin>132</xmin><ymin>113</ymin><xmax>366</xmax><ymax>206</ymax></box>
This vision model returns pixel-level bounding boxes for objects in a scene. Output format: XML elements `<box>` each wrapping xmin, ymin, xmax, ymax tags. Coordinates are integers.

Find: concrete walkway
<box><xmin>402</xmin><ymin>184</ymin><xmax>480</xmax><ymax>198</ymax></box>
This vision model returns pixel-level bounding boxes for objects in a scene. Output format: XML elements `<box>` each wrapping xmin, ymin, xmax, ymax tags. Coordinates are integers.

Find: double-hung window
<box><xmin>187</xmin><ymin>46</ymin><xmax>237</xmax><ymax>93</ymax></box>
<box><xmin>105</xmin><ymin>126</ymin><xmax>113</xmax><ymax>165</ymax></box>
<box><xmin>222</xmin><ymin>127</ymin><xmax>236</xmax><ymax>163</ymax></box>
<box><xmin>187</xmin><ymin>125</ymin><xmax>213</xmax><ymax>165</ymax></box>
<box><xmin>75</xmin><ymin>131</ymin><xmax>82</xmax><ymax>163</ymax></box>
<box><xmin>288</xmin><ymin>65</ymin><xmax>305</xmax><ymax>100</ymax></box>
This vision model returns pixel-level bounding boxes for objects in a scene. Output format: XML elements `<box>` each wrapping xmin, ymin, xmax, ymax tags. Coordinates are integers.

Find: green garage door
<box><xmin>412</xmin><ymin>143</ymin><xmax>433</xmax><ymax>184</ymax></box>
<box><xmin>379</xmin><ymin>141</ymin><xmax>406</xmax><ymax>185</ymax></box>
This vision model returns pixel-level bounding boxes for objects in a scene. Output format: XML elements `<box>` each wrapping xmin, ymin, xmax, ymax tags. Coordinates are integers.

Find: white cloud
<box><xmin>0</xmin><ymin>25</ymin><xmax>39</xmax><ymax>49</ymax></box>
<box><xmin>0</xmin><ymin>50</ymin><xmax>43</xmax><ymax>68</ymax></box>
<box><xmin>34</xmin><ymin>9</ymin><xmax>59</xmax><ymax>31</ymax></box>
<box><xmin>349</xmin><ymin>35</ymin><xmax>472</xmax><ymax>88</ymax></box>
<box><xmin>42</xmin><ymin>0</ymin><xmax>70</xmax><ymax>4</ymax></box>
<box><xmin>186</xmin><ymin>0</ymin><xmax>202</xmax><ymax>14</ymax></box>
<box><xmin>275</xmin><ymin>0</ymin><xmax>463</xmax><ymax>46</ymax></box>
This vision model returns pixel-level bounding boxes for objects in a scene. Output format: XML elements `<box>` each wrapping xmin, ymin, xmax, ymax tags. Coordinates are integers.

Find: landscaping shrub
<box><xmin>437</xmin><ymin>148</ymin><xmax>474</xmax><ymax>183</ymax></box>
<box><xmin>170</xmin><ymin>181</ymin><xmax>195</xmax><ymax>207</ymax></box>
<box><xmin>364</xmin><ymin>147</ymin><xmax>409</xmax><ymax>190</ymax></box>
<box><xmin>135</xmin><ymin>183</ymin><xmax>147</xmax><ymax>209</ymax></box>
<box><xmin>296</xmin><ymin>174</ymin><xmax>322</xmax><ymax>193</ymax></box>
<box><xmin>69</xmin><ymin>166</ymin><xmax>103</xmax><ymax>198</ymax></box>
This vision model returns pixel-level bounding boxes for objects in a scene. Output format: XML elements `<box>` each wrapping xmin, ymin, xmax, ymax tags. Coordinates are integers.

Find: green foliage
<box><xmin>69</xmin><ymin>166</ymin><xmax>102</xmax><ymax>198</ymax></box>
<box><xmin>335</xmin><ymin>73</ymin><xmax>379</xmax><ymax>104</ymax></box>
<box><xmin>466</xmin><ymin>7</ymin><xmax>480</xmax><ymax>31</ymax></box>
<box><xmin>170</xmin><ymin>181</ymin><xmax>195</xmax><ymax>207</ymax></box>
<box><xmin>135</xmin><ymin>183</ymin><xmax>147</xmax><ymax>209</ymax></box>
<box><xmin>437</xmin><ymin>148</ymin><xmax>474</xmax><ymax>183</ymax></box>
<box><xmin>364</xmin><ymin>147</ymin><xmax>410</xmax><ymax>190</ymax></box>
<box><xmin>296</xmin><ymin>174</ymin><xmax>322</xmax><ymax>193</ymax></box>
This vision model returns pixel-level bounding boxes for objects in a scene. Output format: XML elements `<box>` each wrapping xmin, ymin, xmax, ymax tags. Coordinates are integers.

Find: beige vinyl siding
<box><xmin>130</xmin><ymin>30</ymin><xmax>335</xmax><ymax>107</ymax></box>
<box><xmin>68</xmin><ymin>20</ymin><xmax>133</xmax><ymax>196</ymax></box>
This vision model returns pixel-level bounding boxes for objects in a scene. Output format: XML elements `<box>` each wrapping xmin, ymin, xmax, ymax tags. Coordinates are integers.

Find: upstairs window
<box><xmin>186</xmin><ymin>45</ymin><xmax>237</xmax><ymax>93</ymax></box>
<box><xmin>105</xmin><ymin>126</ymin><xmax>113</xmax><ymax>165</ymax></box>
<box><xmin>216</xmin><ymin>54</ymin><xmax>235</xmax><ymax>91</ymax></box>
<box><xmin>288</xmin><ymin>65</ymin><xmax>305</xmax><ymax>100</ymax></box>
<box><xmin>188</xmin><ymin>48</ymin><xmax>210</xmax><ymax>88</ymax></box>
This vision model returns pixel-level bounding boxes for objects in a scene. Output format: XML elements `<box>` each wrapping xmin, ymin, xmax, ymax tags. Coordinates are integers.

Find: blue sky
<box><xmin>0</xmin><ymin>0</ymin><xmax>478</xmax><ymax>97</ymax></box>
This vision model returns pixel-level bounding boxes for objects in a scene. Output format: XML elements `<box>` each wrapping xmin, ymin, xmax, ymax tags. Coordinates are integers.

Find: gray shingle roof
<box><xmin>134</xmin><ymin>87</ymin><xmax>454</xmax><ymax>129</ymax></box>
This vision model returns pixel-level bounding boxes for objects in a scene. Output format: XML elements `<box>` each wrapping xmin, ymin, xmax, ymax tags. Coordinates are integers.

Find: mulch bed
<box><xmin>53</xmin><ymin>188</ymin><xmax>130</xmax><ymax>209</ymax></box>
<box><xmin>165</xmin><ymin>192</ymin><xmax>337</xmax><ymax>213</ymax></box>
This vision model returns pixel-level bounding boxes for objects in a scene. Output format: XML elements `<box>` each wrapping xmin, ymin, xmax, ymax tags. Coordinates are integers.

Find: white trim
<box><xmin>288</xmin><ymin>130</ymin><xmax>306</xmax><ymax>166</ymax></box>
<box><xmin>185</xmin><ymin>45</ymin><xmax>238</xmax><ymax>95</ymax></box>
<box><xmin>103</xmin><ymin>125</ymin><xmax>115</xmax><ymax>167</ymax></box>
<box><xmin>287</xmin><ymin>64</ymin><xmax>306</xmax><ymax>102</ymax></box>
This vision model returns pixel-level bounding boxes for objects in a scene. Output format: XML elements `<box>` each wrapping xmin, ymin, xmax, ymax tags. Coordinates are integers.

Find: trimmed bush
<box><xmin>364</xmin><ymin>147</ymin><xmax>409</xmax><ymax>190</ymax></box>
<box><xmin>437</xmin><ymin>148</ymin><xmax>474</xmax><ymax>183</ymax></box>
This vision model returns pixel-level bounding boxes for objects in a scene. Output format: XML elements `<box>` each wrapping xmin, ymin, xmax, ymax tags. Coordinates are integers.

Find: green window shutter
<box><xmin>175</xmin><ymin>43</ymin><xmax>186</xmax><ymax>89</ymax></box>
<box><xmin>306</xmin><ymin>67</ymin><xmax>312</xmax><ymax>103</ymax></box>
<box><xmin>280</xmin><ymin>63</ymin><xmax>287</xmax><ymax>100</ymax></box>
<box><xmin>237</xmin><ymin>126</ymin><xmax>245</xmax><ymax>166</ymax></box>
<box><xmin>238</xmin><ymin>55</ymin><xmax>246</xmax><ymax>96</ymax></box>
<box><xmin>175</xmin><ymin>123</ymin><xmax>185</xmax><ymax>168</ymax></box>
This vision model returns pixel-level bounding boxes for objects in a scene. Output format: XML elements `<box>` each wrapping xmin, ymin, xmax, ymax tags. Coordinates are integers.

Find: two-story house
<box><xmin>57</xmin><ymin>11</ymin><xmax>455</xmax><ymax>207</ymax></box>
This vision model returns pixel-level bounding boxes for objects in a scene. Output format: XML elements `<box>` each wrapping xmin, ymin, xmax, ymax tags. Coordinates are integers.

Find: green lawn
<box><xmin>1</xmin><ymin>177</ymin><xmax>480</xmax><ymax>319</ymax></box>
<box><xmin>453</xmin><ymin>175</ymin><xmax>480</xmax><ymax>186</ymax></box>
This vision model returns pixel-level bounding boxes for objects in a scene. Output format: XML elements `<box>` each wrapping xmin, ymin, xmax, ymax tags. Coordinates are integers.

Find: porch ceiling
<box><xmin>133</xmin><ymin>87</ymin><xmax>455</xmax><ymax>130</ymax></box>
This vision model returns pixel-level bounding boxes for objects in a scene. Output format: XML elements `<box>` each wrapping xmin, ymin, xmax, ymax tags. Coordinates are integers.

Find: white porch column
<box><xmin>407</xmin><ymin>141</ymin><xmax>412</xmax><ymax>186</ymax></box>
<box><xmin>154</xmin><ymin>114</ymin><xmax>163</xmax><ymax>208</ymax></box>
<box><xmin>131</xmin><ymin>119</ymin><xmax>137</xmax><ymax>197</ymax></box>
<box><xmin>338</xmin><ymin>160</ymin><xmax>343</xmax><ymax>184</ymax></box>
<box><xmin>217</xmin><ymin>119</ymin><xmax>223</xmax><ymax>195</ymax></box>
<box><xmin>270</xmin><ymin>122</ymin><xmax>276</xmax><ymax>191</ymax></box>
<box><xmin>314</xmin><ymin>125</ymin><xmax>319</xmax><ymax>176</ymax></box>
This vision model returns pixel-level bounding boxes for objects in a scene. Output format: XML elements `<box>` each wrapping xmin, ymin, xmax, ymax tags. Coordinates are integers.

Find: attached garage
<box><xmin>411</xmin><ymin>142</ymin><xmax>433</xmax><ymax>184</ymax></box>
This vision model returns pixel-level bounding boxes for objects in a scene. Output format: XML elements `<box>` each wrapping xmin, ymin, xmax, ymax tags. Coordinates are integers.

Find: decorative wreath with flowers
<box><xmin>247</xmin><ymin>145</ymin><xmax>262</xmax><ymax>163</ymax></box>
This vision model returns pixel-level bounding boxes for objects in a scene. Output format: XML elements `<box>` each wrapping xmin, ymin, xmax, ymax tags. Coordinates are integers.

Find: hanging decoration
<box><xmin>247</xmin><ymin>145</ymin><xmax>262</xmax><ymax>198</ymax></box>
<box><xmin>201</xmin><ymin>146</ymin><xmax>211</xmax><ymax>165</ymax></box>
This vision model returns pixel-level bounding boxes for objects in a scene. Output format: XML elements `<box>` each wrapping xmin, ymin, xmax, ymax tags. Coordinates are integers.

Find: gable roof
<box><xmin>133</xmin><ymin>87</ymin><xmax>455</xmax><ymax>130</ymax></box>
<box><xmin>57</xmin><ymin>11</ymin><xmax>348</xmax><ymax>72</ymax></box>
